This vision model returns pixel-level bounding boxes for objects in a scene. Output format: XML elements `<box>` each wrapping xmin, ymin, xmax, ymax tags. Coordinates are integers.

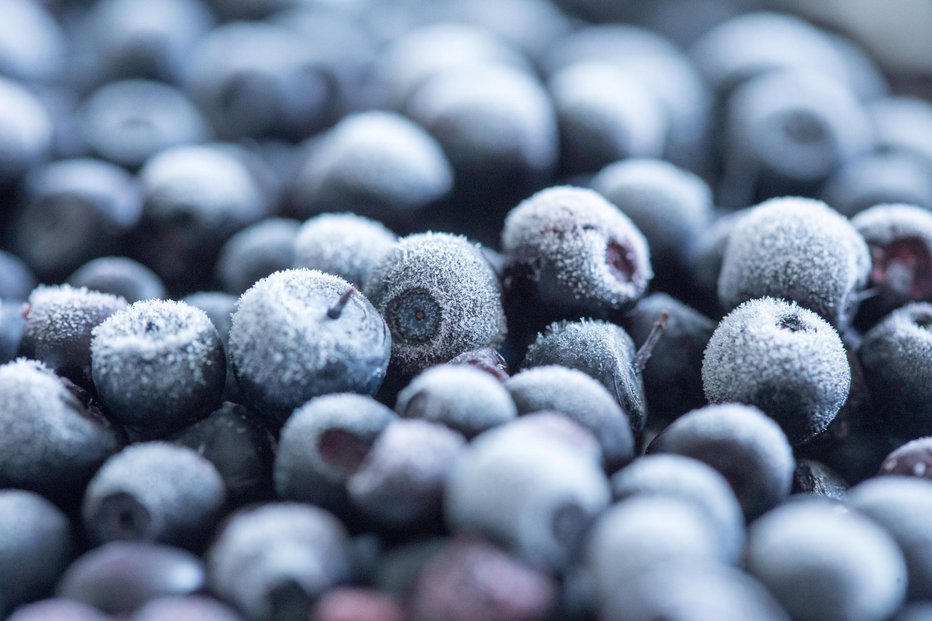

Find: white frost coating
<box><xmin>853</xmin><ymin>203</ymin><xmax>932</xmax><ymax>249</ymax></box>
<box><xmin>702</xmin><ymin>298</ymin><xmax>850</xmax><ymax>444</ymax></box>
<box><xmin>365</xmin><ymin>233</ymin><xmax>506</xmax><ymax>376</ymax></box>
<box><xmin>293</xmin><ymin>213</ymin><xmax>396</xmax><ymax>290</ymax></box>
<box><xmin>718</xmin><ymin>197</ymin><xmax>870</xmax><ymax>326</ymax></box>
<box><xmin>229</xmin><ymin>269</ymin><xmax>390</xmax><ymax>419</ymax></box>
<box><xmin>592</xmin><ymin>158</ymin><xmax>713</xmax><ymax>267</ymax></box>
<box><xmin>502</xmin><ymin>186</ymin><xmax>652</xmax><ymax>308</ymax></box>
<box><xmin>25</xmin><ymin>284</ymin><xmax>127</xmax><ymax>349</ymax></box>
<box><xmin>395</xmin><ymin>364</ymin><xmax>517</xmax><ymax>437</ymax></box>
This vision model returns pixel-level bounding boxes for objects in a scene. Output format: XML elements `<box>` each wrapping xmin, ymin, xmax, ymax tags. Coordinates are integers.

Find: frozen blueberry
<box><xmin>747</xmin><ymin>499</ymin><xmax>907</xmax><ymax>621</ymax></box>
<box><xmin>275</xmin><ymin>393</ymin><xmax>397</xmax><ymax>513</ymax></box>
<box><xmin>230</xmin><ymin>269</ymin><xmax>391</xmax><ymax>425</ymax></box>
<box><xmin>20</xmin><ymin>284</ymin><xmax>127</xmax><ymax>386</ymax></box>
<box><xmin>0</xmin><ymin>76</ymin><xmax>53</xmax><ymax>186</ymax></box>
<box><xmin>56</xmin><ymin>542</ymin><xmax>205</xmax><ymax>615</ymax></box>
<box><xmin>624</xmin><ymin>293</ymin><xmax>715</xmax><ymax>427</ymax></box>
<box><xmin>0</xmin><ymin>0</ymin><xmax>64</xmax><ymax>84</ymax></box>
<box><xmin>207</xmin><ymin>503</ymin><xmax>351</xmax><ymax>621</ymax></box>
<box><xmin>348</xmin><ymin>419</ymin><xmax>466</xmax><ymax>531</ymax></box>
<box><xmin>548</xmin><ymin>62</ymin><xmax>666</xmax><ymax>175</ymax></box>
<box><xmin>91</xmin><ymin>299</ymin><xmax>226</xmax><ymax>437</ymax></box>
<box><xmin>68</xmin><ymin>257</ymin><xmax>166</xmax><ymax>303</ymax></box>
<box><xmin>131</xmin><ymin>596</ymin><xmax>244</xmax><ymax>621</ymax></box>
<box><xmin>172</xmin><ymin>402</ymin><xmax>274</xmax><ymax>504</ymax></box>
<box><xmin>447</xmin><ymin>346</ymin><xmax>510</xmax><ymax>382</ymax></box>
<box><xmin>395</xmin><ymin>364</ymin><xmax>516</xmax><ymax>438</ymax></box>
<box><xmin>702</xmin><ymin>297</ymin><xmax>851</xmax><ymax>444</ymax></box>
<box><xmin>720</xmin><ymin>70</ymin><xmax>873</xmax><ymax>206</ymax></box>
<box><xmin>687</xmin><ymin>210</ymin><xmax>746</xmax><ymax>314</ymax></box>
<box><xmin>289</xmin><ymin>111</ymin><xmax>453</xmax><ymax>227</ymax></box>
<box><xmin>0</xmin><ymin>250</ymin><xmax>36</xmax><ymax>301</ymax></box>
<box><xmin>0</xmin><ymin>300</ymin><xmax>25</xmax><ymax>364</ymax></box>
<box><xmin>216</xmin><ymin>218</ymin><xmax>300</xmax><ymax>295</ymax></box>
<box><xmin>522</xmin><ymin>319</ymin><xmax>645</xmax><ymax>436</ymax></box>
<box><xmin>893</xmin><ymin>604</ymin><xmax>932</xmax><ymax>621</ymax></box>
<box><xmin>11</xmin><ymin>158</ymin><xmax>142</xmax><ymax>279</ymax></box>
<box><xmin>793</xmin><ymin>459</ymin><xmax>849</xmax><ymax>499</ymax></box>
<box><xmin>506</xmin><ymin>365</ymin><xmax>635</xmax><ymax>471</ymax></box>
<box><xmin>182</xmin><ymin>291</ymin><xmax>235</xmax><ymax>350</ymax></box>
<box><xmin>408</xmin><ymin>536</ymin><xmax>558</xmax><ymax>621</ymax></box>
<box><xmin>86</xmin><ymin>0</ymin><xmax>214</xmax><ymax>84</ymax></box>
<box><xmin>822</xmin><ymin>151</ymin><xmax>932</xmax><ymax>217</ymax></box>
<box><xmin>446</xmin><ymin>429</ymin><xmax>611</xmax><ymax>570</ymax></box>
<box><xmin>0</xmin><ymin>359</ymin><xmax>123</xmax><ymax>498</ymax></box>
<box><xmin>880</xmin><ymin>438</ymin><xmax>932</xmax><ymax>480</ymax></box>
<box><xmin>135</xmin><ymin>144</ymin><xmax>268</xmax><ymax>292</ymax></box>
<box><xmin>610</xmin><ymin>454</ymin><xmax>745</xmax><ymax>562</ymax></box>
<box><xmin>592</xmin><ymin>158</ymin><xmax>713</xmax><ymax>280</ymax></box>
<box><xmin>585</xmin><ymin>496</ymin><xmax>732</xmax><ymax>609</ymax></box>
<box><xmin>365</xmin><ymin>233</ymin><xmax>506</xmax><ymax>379</ymax></box>
<box><xmin>502</xmin><ymin>186</ymin><xmax>652</xmax><ymax>330</ymax></box>
<box><xmin>859</xmin><ymin>303</ymin><xmax>932</xmax><ymax>438</ymax></box>
<box><xmin>292</xmin><ymin>213</ymin><xmax>396</xmax><ymax>291</ymax></box>
<box><xmin>6</xmin><ymin>599</ymin><xmax>110</xmax><ymax>621</ymax></box>
<box><xmin>486</xmin><ymin>412</ymin><xmax>605</xmax><ymax>466</ymax></box>
<box><xmin>870</xmin><ymin>97</ymin><xmax>932</xmax><ymax>166</ymax></box>
<box><xmin>648</xmin><ymin>403</ymin><xmax>795</xmax><ymax>518</ymax></box>
<box><xmin>0</xmin><ymin>490</ymin><xmax>72</xmax><ymax>616</ymax></box>
<box><xmin>373</xmin><ymin>538</ymin><xmax>448</xmax><ymax>601</ymax></box>
<box><xmin>600</xmin><ymin>560</ymin><xmax>790</xmax><ymax>621</ymax></box>
<box><xmin>718</xmin><ymin>197</ymin><xmax>870</xmax><ymax>327</ymax></box>
<box><xmin>80</xmin><ymin>80</ymin><xmax>208</xmax><ymax>169</ymax></box>
<box><xmin>311</xmin><ymin>588</ymin><xmax>404</xmax><ymax>621</ymax></box>
<box><xmin>82</xmin><ymin>442</ymin><xmax>226</xmax><ymax>549</ymax></box>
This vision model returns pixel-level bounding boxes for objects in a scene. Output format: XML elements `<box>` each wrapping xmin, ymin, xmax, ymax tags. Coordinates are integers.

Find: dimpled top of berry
<box><xmin>702</xmin><ymin>298</ymin><xmax>850</xmax><ymax>444</ymax></box>
<box><xmin>502</xmin><ymin>186</ymin><xmax>652</xmax><ymax>310</ymax></box>
<box><xmin>293</xmin><ymin>213</ymin><xmax>397</xmax><ymax>289</ymax></box>
<box><xmin>365</xmin><ymin>233</ymin><xmax>506</xmax><ymax>377</ymax></box>
<box><xmin>853</xmin><ymin>204</ymin><xmax>932</xmax><ymax>300</ymax></box>
<box><xmin>718</xmin><ymin>197</ymin><xmax>870</xmax><ymax>326</ymax></box>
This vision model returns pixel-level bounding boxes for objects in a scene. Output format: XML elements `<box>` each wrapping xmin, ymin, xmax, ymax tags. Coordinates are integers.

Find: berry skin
<box><xmin>395</xmin><ymin>364</ymin><xmax>517</xmax><ymax>438</ymax></box>
<box><xmin>0</xmin><ymin>0</ymin><xmax>65</xmax><ymax>84</ymax></box>
<box><xmin>648</xmin><ymin>403</ymin><xmax>795</xmax><ymax>519</ymax></box>
<box><xmin>880</xmin><ymin>437</ymin><xmax>932</xmax><ymax>480</ymax></box>
<box><xmin>292</xmin><ymin>213</ymin><xmax>397</xmax><ymax>291</ymax></box>
<box><xmin>216</xmin><ymin>218</ymin><xmax>301</xmax><ymax>296</ymax></box>
<box><xmin>82</xmin><ymin>442</ymin><xmax>226</xmax><ymax>549</ymax></box>
<box><xmin>230</xmin><ymin>269</ymin><xmax>391</xmax><ymax>425</ymax></box>
<box><xmin>68</xmin><ymin>257</ymin><xmax>166</xmax><ymax>303</ymax></box>
<box><xmin>0</xmin><ymin>250</ymin><xmax>36</xmax><ymax>301</ymax></box>
<box><xmin>365</xmin><ymin>233</ymin><xmax>506</xmax><ymax>379</ymax></box>
<box><xmin>447</xmin><ymin>346</ymin><xmax>510</xmax><ymax>382</ymax></box>
<box><xmin>702</xmin><ymin>297</ymin><xmax>851</xmax><ymax>444</ymax></box>
<box><xmin>746</xmin><ymin>499</ymin><xmax>907</xmax><ymax>621</ymax></box>
<box><xmin>91</xmin><ymin>299</ymin><xmax>226</xmax><ymax>437</ymax></box>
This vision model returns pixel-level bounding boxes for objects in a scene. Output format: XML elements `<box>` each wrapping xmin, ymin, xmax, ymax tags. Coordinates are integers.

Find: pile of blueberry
<box><xmin>4</xmin><ymin>0</ymin><xmax>932</xmax><ymax>620</ymax></box>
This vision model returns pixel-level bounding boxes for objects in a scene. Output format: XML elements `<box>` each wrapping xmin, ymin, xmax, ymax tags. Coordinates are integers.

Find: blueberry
<box><xmin>82</xmin><ymin>442</ymin><xmax>226</xmax><ymax>549</ymax></box>
<box><xmin>216</xmin><ymin>218</ymin><xmax>301</xmax><ymax>295</ymax></box>
<box><xmin>21</xmin><ymin>284</ymin><xmax>128</xmax><ymax>386</ymax></box>
<box><xmin>687</xmin><ymin>209</ymin><xmax>746</xmax><ymax>314</ymax></box>
<box><xmin>348</xmin><ymin>419</ymin><xmax>466</xmax><ymax>531</ymax></box>
<box><xmin>747</xmin><ymin>499</ymin><xmax>907</xmax><ymax>621</ymax></box>
<box><xmin>859</xmin><ymin>303</ymin><xmax>932</xmax><ymax>438</ymax></box>
<box><xmin>487</xmin><ymin>411</ymin><xmax>605</xmax><ymax>465</ymax></box>
<box><xmin>591</xmin><ymin>158</ymin><xmax>713</xmax><ymax>282</ymax></box>
<box><xmin>0</xmin><ymin>300</ymin><xmax>25</xmax><ymax>363</ymax></box>
<box><xmin>207</xmin><ymin>503</ymin><xmax>351</xmax><ymax>621</ymax></box>
<box><xmin>131</xmin><ymin>596</ymin><xmax>244</xmax><ymax>621</ymax></box>
<box><xmin>501</xmin><ymin>186</ymin><xmax>652</xmax><ymax>329</ymax></box>
<box><xmin>522</xmin><ymin>319</ymin><xmax>645</xmax><ymax>436</ymax></box>
<box><xmin>718</xmin><ymin>197</ymin><xmax>870</xmax><ymax>327</ymax></box>
<box><xmin>366</xmin><ymin>233</ymin><xmax>506</xmax><ymax>379</ymax></box>
<box><xmin>880</xmin><ymin>437</ymin><xmax>932</xmax><ymax>480</ymax></box>
<box><xmin>548</xmin><ymin>62</ymin><xmax>665</xmax><ymax>175</ymax></box>
<box><xmin>275</xmin><ymin>393</ymin><xmax>397</xmax><ymax>513</ymax></box>
<box><xmin>822</xmin><ymin>151</ymin><xmax>932</xmax><ymax>217</ymax></box>
<box><xmin>0</xmin><ymin>250</ymin><xmax>36</xmax><ymax>301</ymax></box>
<box><xmin>446</xmin><ymin>428</ymin><xmax>611</xmax><ymax>571</ymax></box>
<box><xmin>68</xmin><ymin>257</ymin><xmax>166</xmax><ymax>303</ymax></box>
<box><xmin>870</xmin><ymin>96</ymin><xmax>932</xmax><ymax>166</ymax></box>
<box><xmin>292</xmin><ymin>213</ymin><xmax>396</xmax><ymax>290</ymax></box>
<box><xmin>373</xmin><ymin>538</ymin><xmax>448</xmax><ymax>601</ymax></box>
<box><xmin>172</xmin><ymin>402</ymin><xmax>275</xmax><ymax>505</ymax></box>
<box><xmin>56</xmin><ymin>542</ymin><xmax>205</xmax><ymax>615</ymax></box>
<box><xmin>702</xmin><ymin>297</ymin><xmax>851</xmax><ymax>444</ymax></box>
<box><xmin>230</xmin><ymin>269</ymin><xmax>391</xmax><ymax>425</ymax></box>
<box><xmin>610</xmin><ymin>454</ymin><xmax>745</xmax><ymax>562</ymax></box>
<box><xmin>648</xmin><ymin>403</ymin><xmax>795</xmax><ymax>518</ymax></box>
<box><xmin>0</xmin><ymin>359</ymin><xmax>123</xmax><ymax>499</ymax></box>
<box><xmin>408</xmin><ymin>536</ymin><xmax>558</xmax><ymax>621</ymax></box>
<box><xmin>447</xmin><ymin>346</ymin><xmax>510</xmax><ymax>382</ymax></box>
<box><xmin>0</xmin><ymin>0</ymin><xmax>65</xmax><ymax>84</ymax></box>
<box><xmin>893</xmin><ymin>604</ymin><xmax>932</xmax><ymax>621</ymax></box>
<box><xmin>288</xmin><ymin>111</ymin><xmax>453</xmax><ymax>227</ymax></box>
<box><xmin>182</xmin><ymin>291</ymin><xmax>238</xmax><ymax>398</ymax></box>
<box><xmin>623</xmin><ymin>293</ymin><xmax>716</xmax><ymax>427</ymax></box>
<box><xmin>311</xmin><ymin>588</ymin><xmax>405</xmax><ymax>621</ymax></box>
<box><xmin>395</xmin><ymin>364</ymin><xmax>516</xmax><ymax>438</ymax></box>
<box><xmin>135</xmin><ymin>144</ymin><xmax>269</xmax><ymax>292</ymax></box>
<box><xmin>91</xmin><ymin>299</ymin><xmax>226</xmax><ymax>437</ymax></box>
<box><xmin>792</xmin><ymin>459</ymin><xmax>849</xmax><ymax>499</ymax></box>
<box><xmin>0</xmin><ymin>76</ymin><xmax>53</xmax><ymax>186</ymax></box>
<box><xmin>202</xmin><ymin>0</ymin><xmax>295</xmax><ymax>20</ymax></box>
<box><xmin>80</xmin><ymin>80</ymin><xmax>209</xmax><ymax>169</ymax></box>
<box><xmin>6</xmin><ymin>599</ymin><xmax>109</xmax><ymax>621</ymax></box>
<box><xmin>0</xmin><ymin>490</ymin><xmax>72</xmax><ymax>616</ymax></box>
<box><xmin>506</xmin><ymin>365</ymin><xmax>635</xmax><ymax>471</ymax></box>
